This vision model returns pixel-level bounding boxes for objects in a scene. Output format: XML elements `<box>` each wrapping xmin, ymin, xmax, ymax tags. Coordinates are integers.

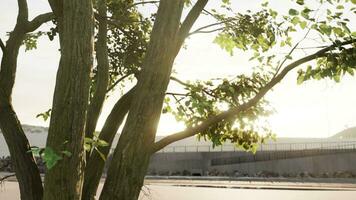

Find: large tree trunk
<box><xmin>0</xmin><ymin>104</ymin><xmax>43</xmax><ymax>200</ymax></box>
<box><xmin>43</xmin><ymin>0</ymin><xmax>94</xmax><ymax>199</ymax></box>
<box><xmin>99</xmin><ymin>1</ymin><xmax>184</xmax><ymax>199</ymax></box>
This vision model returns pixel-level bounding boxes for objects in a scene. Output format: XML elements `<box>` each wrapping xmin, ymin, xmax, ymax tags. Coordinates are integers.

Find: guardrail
<box><xmin>156</xmin><ymin>140</ymin><xmax>356</xmax><ymax>153</ymax></box>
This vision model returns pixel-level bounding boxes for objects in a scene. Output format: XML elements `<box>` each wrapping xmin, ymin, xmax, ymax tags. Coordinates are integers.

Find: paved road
<box><xmin>1</xmin><ymin>179</ymin><xmax>356</xmax><ymax>200</ymax></box>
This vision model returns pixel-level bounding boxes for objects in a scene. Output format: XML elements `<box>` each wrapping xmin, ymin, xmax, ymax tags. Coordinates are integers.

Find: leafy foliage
<box><xmin>298</xmin><ymin>47</ymin><xmax>356</xmax><ymax>83</ymax></box>
<box><xmin>164</xmin><ymin>0</ymin><xmax>355</xmax><ymax>152</ymax></box>
<box><xmin>90</xmin><ymin>0</ymin><xmax>152</xmax><ymax>98</ymax></box>
<box><xmin>22</xmin><ymin>32</ymin><xmax>44</xmax><ymax>51</ymax></box>
<box><xmin>213</xmin><ymin>10</ymin><xmax>279</xmax><ymax>55</ymax></box>
<box><xmin>165</xmin><ymin>73</ymin><xmax>275</xmax><ymax>152</ymax></box>
<box><xmin>28</xmin><ymin>146</ymin><xmax>71</xmax><ymax>170</ymax></box>
<box><xmin>291</xmin><ymin>0</ymin><xmax>356</xmax><ymax>83</ymax></box>
<box><xmin>84</xmin><ymin>132</ymin><xmax>109</xmax><ymax>161</ymax></box>
<box><xmin>22</xmin><ymin>0</ymin><xmax>356</xmax><ymax>154</ymax></box>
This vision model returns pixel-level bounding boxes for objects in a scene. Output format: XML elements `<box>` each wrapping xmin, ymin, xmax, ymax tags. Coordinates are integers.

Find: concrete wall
<box><xmin>212</xmin><ymin>152</ymin><xmax>356</xmax><ymax>174</ymax></box>
<box><xmin>148</xmin><ymin>151</ymin><xmax>356</xmax><ymax>175</ymax></box>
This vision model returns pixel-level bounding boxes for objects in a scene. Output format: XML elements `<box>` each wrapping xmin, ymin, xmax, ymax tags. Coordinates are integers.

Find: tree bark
<box><xmin>85</xmin><ymin>0</ymin><xmax>109</xmax><ymax>143</ymax></box>
<box><xmin>0</xmin><ymin>1</ymin><xmax>47</xmax><ymax>199</ymax></box>
<box><xmin>43</xmin><ymin>0</ymin><xmax>94</xmax><ymax>199</ymax></box>
<box><xmin>99</xmin><ymin>1</ymin><xmax>184</xmax><ymax>199</ymax></box>
<box><xmin>0</xmin><ymin>104</ymin><xmax>43</xmax><ymax>200</ymax></box>
<box><xmin>82</xmin><ymin>87</ymin><xmax>135</xmax><ymax>200</ymax></box>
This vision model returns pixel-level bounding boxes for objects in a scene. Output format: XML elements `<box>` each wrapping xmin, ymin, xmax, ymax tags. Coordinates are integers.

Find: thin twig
<box><xmin>166</xmin><ymin>92</ymin><xmax>189</xmax><ymax>97</ymax></box>
<box><xmin>188</xmin><ymin>19</ymin><xmax>235</xmax><ymax>36</ymax></box>
<box><xmin>127</xmin><ymin>1</ymin><xmax>159</xmax><ymax>10</ymax></box>
<box><xmin>106</xmin><ymin>73</ymin><xmax>132</xmax><ymax>93</ymax></box>
<box><xmin>0</xmin><ymin>174</ymin><xmax>16</xmax><ymax>183</ymax></box>
<box><xmin>273</xmin><ymin>4</ymin><xmax>322</xmax><ymax>78</ymax></box>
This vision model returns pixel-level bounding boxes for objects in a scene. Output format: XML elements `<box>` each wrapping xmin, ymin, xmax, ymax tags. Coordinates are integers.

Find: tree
<box><xmin>0</xmin><ymin>0</ymin><xmax>355</xmax><ymax>200</ymax></box>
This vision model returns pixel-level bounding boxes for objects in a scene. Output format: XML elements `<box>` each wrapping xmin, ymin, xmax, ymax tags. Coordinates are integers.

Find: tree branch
<box><xmin>26</xmin><ymin>12</ymin><xmax>54</xmax><ymax>33</ymax></box>
<box><xmin>83</xmin><ymin>86</ymin><xmax>136</xmax><ymax>198</ymax></box>
<box><xmin>106</xmin><ymin>73</ymin><xmax>132</xmax><ymax>93</ymax></box>
<box><xmin>17</xmin><ymin>0</ymin><xmax>29</xmax><ymax>23</ymax></box>
<box><xmin>0</xmin><ymin>173</ymin><xmax>16</xmax><ymax>183</ymax></box>
<box><xmin>166</xmin><ymin>92</ymin><xmax>188</xmax><ymax>97</ymax></box>
<box><xmin>85</xmin><ymin>0</ymin><xmax>109</xmax><ymax>141</ymax></box>
<box><xmin>170</xmin><ymin>76</ymin><xmax>190</xmax><ymax>87</ymax></box>
<box><xmin>175</xmin><ymin>0</ymin><xmax>209</xmax><ymax>52</ymax></box>
<box><xmin>0</xmin><ymin>38</ymin><xmax>5</xmax><ymax>53</ymax></box>
<box><xmin>188</xmin><ymin>20</ymin><xmax>231</xmax><ymax>36</ymax></box>
<box><xmin>152</xmin><ymin>39</ymin><xmax>356</xmax><ymax>152</ymax></box>
<box><xmin>170</xmin><ymin>76</ymin><xmax>218</xmax><ymax>98</ymax></box>
<box><xmin>189</xmin><ymin>27</ymin><xmax>224</xmax><ymax>35</ymax></box>
<box><xmin>127</xmin><ymin>1</ymin><xmax>159</xmax><ymax>9</ymax></box>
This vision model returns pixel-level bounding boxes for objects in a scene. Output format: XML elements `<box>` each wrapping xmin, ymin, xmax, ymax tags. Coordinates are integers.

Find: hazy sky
<box><xmin>1</xmin><ymin>0</ymin><xmax>356</xmax><ymax>138</ymax></box>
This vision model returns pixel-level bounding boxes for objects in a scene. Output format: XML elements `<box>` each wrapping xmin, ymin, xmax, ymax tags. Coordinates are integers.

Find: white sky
<box><xmin>1</xmin><ymin>0</ymin><xmax>356</xmax><ymax>138</ymax></box>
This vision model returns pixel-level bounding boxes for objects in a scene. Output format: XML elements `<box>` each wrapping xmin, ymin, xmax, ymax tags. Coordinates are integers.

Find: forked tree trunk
<box><xmin>99</xmin><ymin>1</ymin><xmax>184</xmax><ymax>199</ymax></box>
<box><xmin>0</xmin><ymin>5</ymin><xmax>43</xmax><ymax>198</ymax></box>
<box><xmin>82</xmin><ymin>87</ymin><xmax>135</xmax><ymax>200</ymax></box>
<box><xmin>43</xmin><ymin>0</ymin><xmax>94</xmax><ymax>199</ymax></box>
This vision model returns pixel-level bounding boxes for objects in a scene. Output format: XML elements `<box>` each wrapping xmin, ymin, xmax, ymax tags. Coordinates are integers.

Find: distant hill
<box><xmin>330</xmin><ymin>127</ymin><xmax>356</xmax><ymax>139</ymax></box>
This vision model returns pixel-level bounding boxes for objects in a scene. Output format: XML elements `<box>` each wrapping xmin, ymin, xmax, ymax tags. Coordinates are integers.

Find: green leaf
<box><xmin>333</xmin><ymin>74</ymin><xmax>341</xmax><ymax>82</ymax></box>
<box><xmin>214</xmin><ymin>33</ymin><xmax>236</xmax><ymax>56</ymax></box>
<box><xmin>291</xmin><ymin>16</ymin><xmax>300</xmax><ymax>25</ymax></box>
<box><xmin>319</xmin><ymin>24</ymin><xmax>332</xmax><ymax>35</ymax></box>
<box><xmin>333</xmin><ymin>27</ymin><xmax>344</xmax><ymax>37</ymax></box>
<box><xmin>346</xmin><ymin>68</ymin><xmax>354</xmax><ymax>76</ymax></box>
<box><xmin>297</xmin><ymin>73</ymin><xmax>305</xmax><ymax>84</ymax></box>
<box><xmin>28</xmin><ymin>146</ymin><xmax>41</xmax><ymax>157</ymax></box>
<box><xmin>97</xmin><ymin>139</ymin><xmax>109</xmax><ymax>147</ymax></box>
<box><xmin>84</xmin><ymin>137</ymin><xmax>94</xmax><ymax>144</ymax></box>
<box><xmin>84</xmin><ymin>143</ymin><xmax>91</xmax><ymax>152</ymax></box>
<box><xmin>43</xmin><ymin>147</ymin><xmax>62</xmax><ymax>170</ymax></box>
<box><xmin>299</xmin><ymin>21</ymin><xmax>307</xmax><ymax>29</ymax></box>
<box><xmin>296</xmin><ymin>0</ymin><xmax>304</xmax><ymax>5</ymax></box>
<box><xmin>289</xmin><ymin>9</ymin><xmax>299</xmax><ymax>16</ymax></box>
<box><xmin>36</xmin><ymin>109</ymin><xmax>52</xmax><ymax>122</ymax></box>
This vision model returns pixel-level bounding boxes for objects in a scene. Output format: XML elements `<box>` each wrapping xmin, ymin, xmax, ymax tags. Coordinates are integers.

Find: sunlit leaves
<box><xmin>297</xmin><ymin>48</ymin><xmax>356</xmax><ymax>84</ymax></box>
<box><xmin>164</xmin><ymin>73</ymin><xmax>274</xmax><ymax>151</ymax></box>
<box><xmin>84</xmin><ymin>132</ymin><xmax>109</xmax><ymax>161</ymax></box>
<box><xmin>213</xmin><ymin>10</ymin><xmax>278</xmax><ymax>55</ymax></box>
<box><xmin>213</xmin><ymin>33</ymin><xmax>235</xmax><ymax>55</ymax></box>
